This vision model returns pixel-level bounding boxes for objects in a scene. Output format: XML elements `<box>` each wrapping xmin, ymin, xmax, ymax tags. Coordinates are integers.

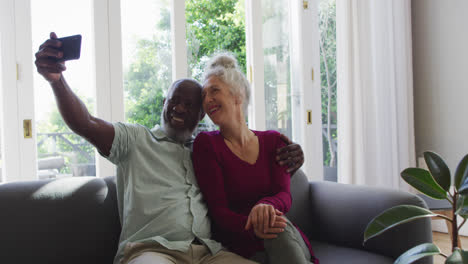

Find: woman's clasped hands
<box><xmin>245</xmin><ymin>203</ymin><xmax>287</xmax><ymax>239</ymax></box>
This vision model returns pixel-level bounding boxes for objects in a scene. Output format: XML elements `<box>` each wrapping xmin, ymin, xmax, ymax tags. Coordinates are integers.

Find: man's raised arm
<box><xmin>35</xmin><ymin>32</ymin><xmax>114</xmax><ymax>156</ymax></box>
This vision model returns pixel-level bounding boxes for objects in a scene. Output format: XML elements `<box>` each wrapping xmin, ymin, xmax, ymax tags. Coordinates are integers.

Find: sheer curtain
<box><xmin>336</xmin><ymin>0</ymin><xmax>416</xmax><ymax>189</ymax></box>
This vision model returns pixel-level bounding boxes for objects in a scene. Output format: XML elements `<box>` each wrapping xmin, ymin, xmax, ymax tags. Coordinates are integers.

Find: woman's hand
<box><xmin>251</xmin><ymin>215</ymin><xmax>287</xmax><ymax>239</ymax></box>
<box><xmin>245</xmin><ymin>204</ymin><xmax>286</xmax><ymax>239</ymax></box>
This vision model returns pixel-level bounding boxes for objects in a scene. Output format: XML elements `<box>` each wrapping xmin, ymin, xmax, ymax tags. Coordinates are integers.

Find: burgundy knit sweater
<box><xmin>192</xmin><ymin>130</ymin><xmax>314</xmax><ymax>260</ymax></box>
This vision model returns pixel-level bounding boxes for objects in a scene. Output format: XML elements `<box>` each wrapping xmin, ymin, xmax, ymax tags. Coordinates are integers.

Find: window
<box><xmin>186</xmin><ymin>0</ymin><xmax>246</xmax><ymax>80</ymax></box>
<box><xmin>318</xmin><ymin>0</ymin><xmax>337</xmax><ymax>181</ymax></box>
<box><xmin>31</xmin><ymin>0</ymin><xmax>96</xmax><ymax>178</ymax></box>
<box><xmin>1</xmin><ymin>0</ymin><xmax>324</xmax><ymax>181</ymax></box>
<box><xmin>185</xmin><ymin>0</ymin><xmax>246</xmax><ymax>134</ymax></box>
<box><xmin>121</xmin><ymin>0</ymin><xmax>172</xmax><ymax>129</ymax></box>
<box><xmin>262</xmin><ymin>0</ymin><xmax>293</xmax><ymax>138</ymax></box>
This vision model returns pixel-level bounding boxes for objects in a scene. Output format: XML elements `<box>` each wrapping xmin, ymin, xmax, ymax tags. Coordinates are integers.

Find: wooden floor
<box><xmin>433</xmin><ymin>232</ymin><xmax>468</xmax><ymax>264</ymax></box>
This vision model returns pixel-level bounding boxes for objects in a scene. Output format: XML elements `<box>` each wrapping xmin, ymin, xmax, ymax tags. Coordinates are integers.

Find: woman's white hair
<box><xmin>202</xmin><ymin>53</ymin><xmax>250</xmax><ymax>114</ymax></box>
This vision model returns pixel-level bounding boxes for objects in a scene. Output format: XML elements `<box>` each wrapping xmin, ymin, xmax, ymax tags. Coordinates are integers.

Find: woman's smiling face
<box><xmin>202</xmin><ymin>76</ymin><xmax>239</xmax><ymax>125</ymax></box>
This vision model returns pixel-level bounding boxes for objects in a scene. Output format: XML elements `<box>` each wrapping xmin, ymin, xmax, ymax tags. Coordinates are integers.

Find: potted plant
<box><xmin>364</xmin><ymin>151</ymin><xmax>468</xmax><ymax>263</ymax></box>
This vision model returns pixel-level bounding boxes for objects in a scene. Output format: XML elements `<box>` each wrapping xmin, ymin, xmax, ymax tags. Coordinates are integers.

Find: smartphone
<box><xmin>57</xmin><ymin>34</ymin><xmax>82</xmax><ymax>61</ymax></box>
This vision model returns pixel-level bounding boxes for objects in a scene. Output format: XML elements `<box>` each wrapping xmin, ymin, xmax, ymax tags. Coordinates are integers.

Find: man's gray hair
<box><xmin>202</xmin><ymin>53</ymin><xmax>250</xmax><ymax>114</ymax></box>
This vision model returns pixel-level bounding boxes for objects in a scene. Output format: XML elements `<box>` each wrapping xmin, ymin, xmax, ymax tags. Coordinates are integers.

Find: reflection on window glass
<box><xmin>186</xmin><ymin>0</ymin><xmax>246</xmax><ymax>134</ymax></box>
<box><xmin>262</xmin><ymin>0</ymin><xmax>292</xmax><ymax>138</ymax></box>
<box><xmin>31</xmin><ymin>0</ymin><xmax>96</xmax><ymax>179</ymax></box>
<box><xmin>319</xmin><ymin>0</ymin><xmax>337</xmax><ymax>177</ymax></box>
<box><xmin>121</xmin><ymin>0</ymin><xmax>172</xmax><ymax>129</ymax></box>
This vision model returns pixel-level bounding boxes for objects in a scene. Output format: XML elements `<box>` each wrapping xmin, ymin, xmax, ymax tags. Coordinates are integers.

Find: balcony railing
<box><xmin>37</xmin><ymin>132</ymin><xmax>95</xmax><ymax>179</ymax></box>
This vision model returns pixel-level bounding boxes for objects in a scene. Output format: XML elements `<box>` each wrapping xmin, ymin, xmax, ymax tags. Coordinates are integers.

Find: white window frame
<box><xmin>290</xmin><ymin>0</ymin><xmax>324</xmax><ymax>180</ymax></box>
<box><xmin>245</xmin><ymin>0</ymin><xmax>266</xmax><ymax>131</ymax></box>
<box><xmin>0</xmin><ymin>0</ymin><xmax>37</xmax><ymax>181</ymax></box>
<box><xmin>171</xmin><ymin>0</ymin><xmax>188</xmax><ymax>80</ymax></box>
<box><xmin>94</xmin><ymin>0</ymin><xmax>124</xmax><ymax>177</ymax></box>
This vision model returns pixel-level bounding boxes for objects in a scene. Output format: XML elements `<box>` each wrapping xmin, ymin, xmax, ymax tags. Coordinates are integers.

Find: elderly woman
<box><xmin>192</xmin><ymin>54</ymin><xmax>317</xmax><ymax>264</ymax></box>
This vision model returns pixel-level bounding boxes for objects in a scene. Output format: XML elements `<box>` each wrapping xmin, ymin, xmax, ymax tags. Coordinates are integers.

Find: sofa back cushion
<box><xmin>286</xmin><ymin>169</ymin><xmax>314</xmax><ymax>238</ymax></box>
<box><xmin>0</xmin><ymin>176</ymin><xmax>121</xmax><ymax>264</ymax></box>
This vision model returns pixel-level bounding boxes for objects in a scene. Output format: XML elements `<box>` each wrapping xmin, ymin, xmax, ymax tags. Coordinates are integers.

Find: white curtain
<box><xmin>336</xmin><ymin>0</ymin><xmax>416</xmax><ymax>189</ymax></box>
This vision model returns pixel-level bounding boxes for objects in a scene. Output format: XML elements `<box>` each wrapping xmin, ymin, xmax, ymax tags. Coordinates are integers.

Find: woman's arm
<box><xmin>257</xmin><ymin>132</ymin><xmax>292</xmax><ymax>213</ymax></box>
<box><xmin>192</xmin><ymin>133</ymin><xmax>256</xmax><ymax>241</ymax></box>
<box><xmin>246</xmin><ymin>132</ymin><xmax>292</xmax><ymax>236</ymax></box>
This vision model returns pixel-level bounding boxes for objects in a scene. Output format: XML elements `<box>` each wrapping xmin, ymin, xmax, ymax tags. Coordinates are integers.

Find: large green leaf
<box><xmin>456</xmin><ymin>195</ymin><xmax>468</xmax><ymax>219</ymax></box>
<box><xmin>394</xmin><ymin>243</ymin><xmax>441</xmax><ymax>264</ymax></box>
<box><xmin>446</xmin><ymin>248</ymin><xmax>468</xmax><ymax>264</ymax></box>
<box><xmin>456</xmin><ymin>154</ymin><xmax>468</xmax><ymax>191</ymax></box>
<box><xmin>364</xmin><ymin>205</ymin><xmax>437</xmax><ymax>242</ymax></box>
<box><xmin>424</xmin><ymin>151</ymin><xmax>451</xmax><ymax>192</ymax></box>
<box><xmin>401</xmin><ymin>168</ymin><xmax>447</xmax><ymax>199</ymax></box>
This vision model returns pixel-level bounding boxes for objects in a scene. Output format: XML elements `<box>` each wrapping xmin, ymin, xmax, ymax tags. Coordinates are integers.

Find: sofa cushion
<box><xmin>310</xmin><ymin>240</ymin><xmax>394</xmax><ymax>264</ymax></box>
<box><xmin>0</xmin><ymin>176</ymin><xmax>121</xmax><ymax>264</ymax></box>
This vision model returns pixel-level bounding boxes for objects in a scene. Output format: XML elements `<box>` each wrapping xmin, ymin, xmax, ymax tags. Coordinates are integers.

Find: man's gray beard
<box><xmin>160</xmin><ymin>111</ymin><xmax>193</xmax><ymax>144</ymax></box>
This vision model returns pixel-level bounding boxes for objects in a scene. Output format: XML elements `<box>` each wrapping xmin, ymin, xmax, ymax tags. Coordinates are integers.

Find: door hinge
<box><xmin>311</xmin><ymin>67</ymin><xmax>314</xmax><ymax>81</ymax></box>
<box><xmin>16</xmin><ymin>63</ymin><xmax>19</xmax><ymax>80</ymax></box>
<box><xmin>303</xmin><ymin>0</ymin><xmax>309</xmax><ymax>9</ymax></box>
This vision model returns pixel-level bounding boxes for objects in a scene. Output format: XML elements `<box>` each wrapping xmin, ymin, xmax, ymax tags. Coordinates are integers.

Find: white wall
<box><xmin>412</xmin><ymin>0</ymin><xmax>468</xmax><ymax>234</ymax></box>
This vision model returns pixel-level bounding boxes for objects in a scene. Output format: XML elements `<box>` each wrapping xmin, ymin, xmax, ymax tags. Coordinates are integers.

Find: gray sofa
<box><xmin>0</xmin><ymin>170</ymin><xmax>432</xmax><ymax>264</ymax></box>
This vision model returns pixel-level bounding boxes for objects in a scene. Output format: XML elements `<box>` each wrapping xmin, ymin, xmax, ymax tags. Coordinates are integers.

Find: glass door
<box><xmin>31</xmin><ymin>0</ymin><xmax>96</xmax><ymax>179</ymax></box>
<box><xmin>262</xmin><ymin>0</ymin><xmax>293</xmax><ymax>138</ymax></box>
<box><xmin>246</xmin><ymin>0</ymin><xmax>323</xmax><ymax>179</ymax></box>
<box><xmin>318</xmin><ymin>0</ymin><xmax>337</xmax><ymax>181</ymax></box>
<box><xmin>185</xmin><ymin>0</ymin><xmax>246</xmax><ymax>133</ymax></box>
<box><xmin>120</xmin><ymin>0</ymin><xmax>172</xmax><ymax>129</ymax></box>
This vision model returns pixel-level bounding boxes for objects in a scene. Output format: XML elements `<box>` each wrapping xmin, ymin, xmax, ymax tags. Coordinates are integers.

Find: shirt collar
<box><xmin>151</xmin><ymin>124</ymin><xmax>194</xmax><ymax>147</ymax></box>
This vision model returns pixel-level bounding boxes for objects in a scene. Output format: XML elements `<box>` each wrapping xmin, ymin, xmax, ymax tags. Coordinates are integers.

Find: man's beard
<box><xmin>160</xmin><ymin>111</ymin><xmax>193</xmax><ymax>143</ymax></box>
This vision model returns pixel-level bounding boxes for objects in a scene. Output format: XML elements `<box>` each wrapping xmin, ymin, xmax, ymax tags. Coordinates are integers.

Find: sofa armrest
<box><xmin>307</xmin><ymin>180</ymin><xmax>432</xmax><ymax>261</ymax></box>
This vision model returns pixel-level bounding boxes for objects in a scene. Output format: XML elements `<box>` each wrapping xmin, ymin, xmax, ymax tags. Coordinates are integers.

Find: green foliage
<box><xmin>186</xmin><ymin>0</ymin><xmax>246</xmax><ymax>79</ymax></box>
<box><xmin>455</xmin><ymin>154</ymin><xmax>468</xmax><ymax>192</ymax></box>
<box><xmin>124</xmin><ymin>36</ymin><xmax>171</xmax><ymax>128</ymax></box>
<box><xmin>394</xmin><ymin>243</ymin><xmax>442</xmax><ymax>264</ymax></box>
<box><xmin>124</xmin><ymin>0</ymin><xmax>246</xmax><ymax>129</ymax></box>
<box><xmin>401</xmin><ymin>168</ymin><xmax>447</xmax><ymax>199</ymax></box>
<box><xmin>365</xmin><ymin>151</ymin><xmax>468</xmax><ymax>263</ymax></box>
<box><xmin>446</xmin><ymin>249</ymin><xmax>468</xmax><ymax>264</ymax></box>
<box><xmin>123</xmin><ymin>2</ymin><xmax>172</xmax><ymax>128</ymax></box>
<box><xmin>425</xmin><ymin>151</ymin><xmax>451</xmax><ymax>191</ymax></box>
<box><xmin>319</xmin><ymin>0</ymin><xmax>337</xmax><ymax>167</ymax></box>
<box><xmin>364</xmin><ymin>205</ymin><xmax>436</xmax><ymax>242</ymax></box>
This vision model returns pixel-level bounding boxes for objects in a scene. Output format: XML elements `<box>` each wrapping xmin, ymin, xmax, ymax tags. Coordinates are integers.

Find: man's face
<box><xmin>162</xmin><ymin>79</ymin><xmax>204</xmax><ymax>141</ymax></box>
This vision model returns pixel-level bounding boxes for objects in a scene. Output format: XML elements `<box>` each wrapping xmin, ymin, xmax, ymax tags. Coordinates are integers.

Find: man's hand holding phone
<box><xmin>34</xmin><ymin>32</ymin><xmax>81</xmax><ymax>84</ymax></box>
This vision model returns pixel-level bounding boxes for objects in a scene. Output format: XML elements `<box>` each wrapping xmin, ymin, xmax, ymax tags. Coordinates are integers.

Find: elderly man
<box><xmin>35</xmin><ymin>33</ymin><xmax>304</xmax><ymax>264</ymax></box>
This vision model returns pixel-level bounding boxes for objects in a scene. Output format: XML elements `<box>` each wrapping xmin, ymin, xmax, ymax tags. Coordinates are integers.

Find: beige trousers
<box><xmin>122</xmin><ymin>242</ymin><xmax>258</xmax><ymax>264</ymax></box>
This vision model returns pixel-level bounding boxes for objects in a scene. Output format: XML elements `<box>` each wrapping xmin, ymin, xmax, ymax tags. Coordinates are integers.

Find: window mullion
<box><xmin>0</xmin><ymin>0</ymin><xmax>22</xmax><ymax>182</ymax></box>
<box><xmin>171</xmin><ymin>0</ymin><xmax>188</xmax><ymax>80</ymax></box>
<box><xmin>245</xmin><ymin>0</ymin><xmax>266</xmax><ymax>131</ymax></box>
<box><xmin>93</xmin><ymin>0</ymin><xmax>122</xmax><ymax>177</ymax></box>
